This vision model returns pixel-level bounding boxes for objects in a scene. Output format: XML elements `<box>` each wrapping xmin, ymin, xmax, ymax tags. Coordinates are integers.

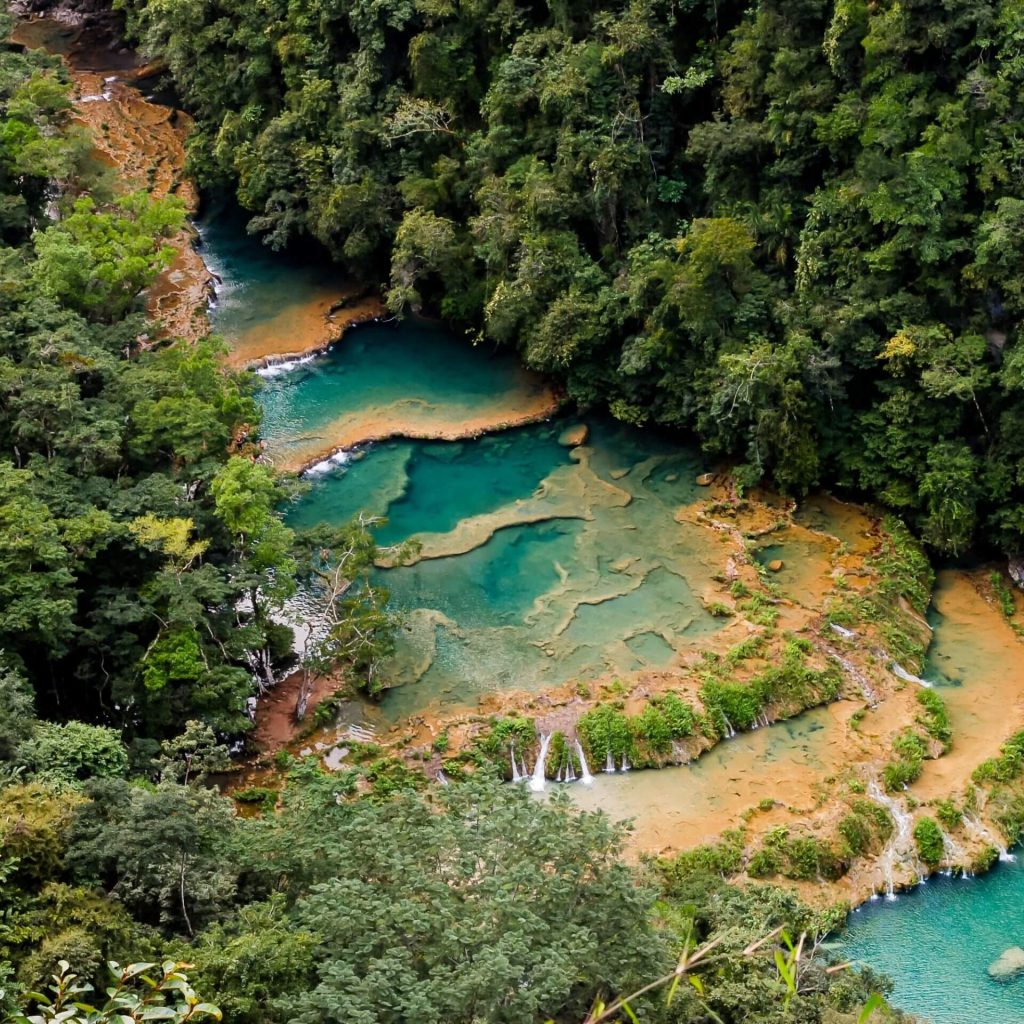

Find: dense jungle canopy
<box><xmin>116</xmin><ymin>0</ymin><xmax>1024</xmax><ymax>558</ymax></box>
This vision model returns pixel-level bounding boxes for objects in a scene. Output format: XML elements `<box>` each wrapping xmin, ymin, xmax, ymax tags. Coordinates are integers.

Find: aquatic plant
<box><xmin>990</xmin><ymin>571</ymin><xmax>1017</xmax><ymax>620</ymax></box>
<box><xmin>871</xmin><ymin>517</ymin><xmax>935</xmax><ymax>616</ymax></box>
<box><xmin>649</xmin><ymin>692</ymin><xmax>698</xmax><ymax>739</ymax></box>
<box><xmin>577</xmin><ymin>705</ymin><xmax>636</xmax><ymax>766</ymax></box>
<box><xmin>836</xmin><ymin>798</ymin><xmax>893</xmax><ymax>863</ymax></box>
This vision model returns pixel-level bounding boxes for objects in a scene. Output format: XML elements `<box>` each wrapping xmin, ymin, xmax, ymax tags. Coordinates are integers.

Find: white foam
<box><xmin>303</xmin><ymin>449</ymin><xmax>351</xmax><ymax>478</ymax></box>
<box><xmin>256</xmin><ymin>353</ymin><xmax>317</xmax><ymax>379</ymax></box>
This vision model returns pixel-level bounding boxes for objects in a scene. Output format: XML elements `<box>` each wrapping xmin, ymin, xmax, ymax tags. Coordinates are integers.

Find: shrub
<box><xmin>883</xmin><ymin>731</ymin><xmax>927</xmax><ymax>792</ymax></box>
<box><xmin>916</xmin><ymin>689</ymin><xmax>952</xmax><ymax>749</ymax></box>
<box><xmin>936</xmin><ymin>799</ymin><xmax>962</xmax><ymax>832</ymax></box>
<box><xmin>660</xmin><ymin>830</ymin><xmax>745</xmax><ymax>884</ymax></box>
<box><xmin>578</xmin><ymin>705</ymin><xmax>635</xmax><ymax>764</ymax></box>
<box><xmin>914</xmin><ymin>817</ymin><xmax>944</xmax><ymax>867</ymax></box>
<box><xmin>747</xmin><ymin>847</ymin><xmax>782</xmax><ymax>878</ymax></box>
<box><xmin>654</xmin><ymin>692</ymin><xmax>698</xmax><ymax>738</ymax></box>
<box><xmin>17</xmin><ymin>722</ymin><xmax>128</xmax><ymax>785</ymax></box>
<box><xmin>973</xmin><ymin>731</ymin><xmax>1024</xmax><ymax>785</ymax></box>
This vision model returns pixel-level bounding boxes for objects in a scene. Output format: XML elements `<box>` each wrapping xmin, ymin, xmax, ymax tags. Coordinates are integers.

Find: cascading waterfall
<box><xmin>437</xmin><ymin>770</ymin><xmax>449</xmax><ymax>786</ymax></box>
<box><xmin>829</xmin><ymin>623</ymin><xmax>856</xmax><ymax>640</ymax></box>
<box><xmin>605</xmin><ymin>748</ymin><xmax>615</xmax><ymax>773</ymax></box>
<box><xmin>529</xmin><ymin>733</ymin><xmax>552</xmax><ymax>792</ymax></box>
<box><xmin>721</xmin><ymin>715</ymin><xmax>736</xmax><ymax>739</ymax></box>
<box><xmin>868</xmin><ymin>779</ymin><xmax>919</xmax><ymax>899</ymax></box>
<box><xmin>965</xmin><ymin>814</ymin><xmax>1016</xmax><ymax>862</ymax></box>
<box><xmin>510</xmin><ymin>744</ymin><xmax>523</xmax><ymax>783</ymax></box>
<box><xmin>575</xmin><ymin>740</ymin><xmax>594</xmax><ymax>785</ymax></box>
<box><xmin>891</xmin><ymin>663</ymin><xmax>933</xmax><ymax>687</ymax></box>
<box><xmin>620</xmin><ymin>753</ymin><xmax>631</xmax><ymax>771</ymax></box>
<box><xmin>940</xmin><ymin>828</ymin><xmax>966</xmax><ymax>872</ymax></box>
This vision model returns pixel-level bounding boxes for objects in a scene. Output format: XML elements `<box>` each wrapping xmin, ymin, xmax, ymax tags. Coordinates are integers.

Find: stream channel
<box><xmin>199</xmin><ymin>207</ymin><xmax>1024</xmax><ymax>1024</ymax></box>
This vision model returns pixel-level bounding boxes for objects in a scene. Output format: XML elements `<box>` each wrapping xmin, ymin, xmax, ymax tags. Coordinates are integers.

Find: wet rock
<box><xmin>696</xmin><ymin>473</ymin><xmax>714</xmax><ymax>486</ymax></box>
<box><xmin>558</xmin><ymin>423</ymin><xmax>589</xmax><ymax>447</ymax></box>
<box><xmin>988</xmin><ymin>947</ymin><xmax>1024</xmax><ymax>981</ymax></box>
<box><xmin>610</xmin><ymin>468</ymin><xmax>630</xmax><ymax>480</ymax></box>
<box><xmin>665</xmin><ymin>473</ymin><xmax>678</xmax><ymax>482</ymax></box>
<box><xmin>1009</xmin><ymin>557</ymin><xmax>1024</xmax><ymax>591</ymax></box>
<box><xmin>768</xmin><ymin>559</ymin><xmax>784</xmax><ymax>572</ymax></box>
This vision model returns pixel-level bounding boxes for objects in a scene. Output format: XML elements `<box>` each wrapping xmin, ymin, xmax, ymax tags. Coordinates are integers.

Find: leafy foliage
<box><xmin>116</xmin><ymin>0</ymin><xmax>1024</xmax><ymax>556</ymax></box>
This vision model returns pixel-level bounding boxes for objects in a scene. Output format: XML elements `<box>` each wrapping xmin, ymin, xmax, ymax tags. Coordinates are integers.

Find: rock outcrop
<box><xmin>988</xmin><ymin>947</ymin><xmax>1024</xmax><ymax>981</ymax></box>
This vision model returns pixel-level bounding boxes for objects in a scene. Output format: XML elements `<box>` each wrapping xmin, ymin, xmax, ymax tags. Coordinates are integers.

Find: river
<box><xmin>13</xmin><ymin>14</ymin><xmax>1024</xmax><ymax>1016</ymax></box>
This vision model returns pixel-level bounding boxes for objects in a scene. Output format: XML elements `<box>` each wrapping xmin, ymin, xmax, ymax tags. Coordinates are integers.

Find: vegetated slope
<box><xmin>0</xmin><ymin>13</ymin><xmax>393</xmax><ymax>738</ymax></box>
<box><xmin>117</xmin><ymin>0</ymin><xmax>1024</xmax><ymax>556</ymax></box>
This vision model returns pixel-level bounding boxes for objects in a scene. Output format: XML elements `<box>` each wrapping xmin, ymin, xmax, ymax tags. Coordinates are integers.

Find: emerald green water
<box><xmin>842</xmin><ymin>858</ymin><xmax>1024</xmax><ymax>1023</ymax></box>
<box><xmin>286</xmin><ymin>423</ymin><xmax>570</xmax><ymax>546</ymax></box>
<box><xmin>305</xmin><ymin>416</ymin><xmax>726</xmax><ymax>721</ymax></box>
<box><xmin>257</xmin><ymin>320</ymin><xmax>540</xmax><ymax>468</ymax></box>
<box><xmin>198</xmin><ymin>203</ymin><xmax>340</xmax><ymax>344</ymax></box>
<box><xmin>202</xmin><ymin>202</ymin><xmax>727</xmax><ymax>717</ymax></box>
<box><xmin>204</xmin><ymin>214</ymin><xmax>1024</xmax><ymax>1020</ymax></box>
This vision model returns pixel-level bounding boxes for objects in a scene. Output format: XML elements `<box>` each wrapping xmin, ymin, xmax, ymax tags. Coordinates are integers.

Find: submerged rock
<box><xmin>988</xmin><ymin>947</ymin><xmax>1024</xmax><ymax>981</ymax></box>
<box><xmin>768</xmin><ymin>559</ymin><xmax>784</xmax><ymax>572</ymax></box>
<box><xmin>696</xmin><ymin>472</ymin><xmax>714</xmax><ymax>486</ymax></box>
<box><xmin>558</xmin><ymin>423</ymin><xmax>589</xmax><ymax>447</ymax></box>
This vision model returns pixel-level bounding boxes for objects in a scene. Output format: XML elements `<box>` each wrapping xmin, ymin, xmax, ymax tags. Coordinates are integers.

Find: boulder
<box><xmin>1009</xmin><ymin>557</ymin><xmax>1024</xmax><ymax>591</ymax></box>
<box><xmin>767</xmin><ymin>559</ymin><xmax>784</xmax><ymax>572</ymax></box>
<box><xmin>696</xmin><ymin>473</ymin><xmax>714</xmax><ymax>486</ymax></box>
<box><xmin>988</xmin><ymin>947</ymin><xmax>1024</xmax><ymax>981</ymax></box>
<box><xmin>558</xmin><ymin>423</ymin><xmax>589</xmax><ymax>447</ymax></box>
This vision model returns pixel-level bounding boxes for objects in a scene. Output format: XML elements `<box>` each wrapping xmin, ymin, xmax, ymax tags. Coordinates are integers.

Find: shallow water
<box><xmin>198</xmin><ymin>204</ymin><xmax>350</xmax><ymax>365</ymax></box>
<box><xmin>911</xmin><ymin>571</ymin><xmax>1024</xmax><ymax>802</ymax></box>
<box><xmin>356</xmin><ymin>417</ymin><xmax>725</xmax><ymax>720</ymax></box>
<box><xmin>259</xmin><ymin>321</ymin><xmax>553</xmax><ymax>469</ymax></box>
<box><xmin>201</xmin><ymin>213</ymin><xmax>1024</xmax><ymax>1020</ymax></box>
<box><xmin>842</xmin><ymin>854</ymin><xmax>1024</xmax><ymax>1024</ymax></box>
<box><xmin>288</xmin><ymin>424</ymin><xmax>569</xmax><ymax>545</ymax></box>
<box><xmin>566</xmin><ymin>705</ymin><xmax>842</xmax><ymax>851</ymax></box>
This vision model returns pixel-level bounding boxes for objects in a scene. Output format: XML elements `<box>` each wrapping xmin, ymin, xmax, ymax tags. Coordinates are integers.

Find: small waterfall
<box><xmin>556</xmin><ymin>764</ymin><xmax>564</xmax><ymax>783</ymax></box>
<box><xmin>891</xmin><ymin>663</ymin><xmax>933</xmax><ymax>687</ymax></box>
<box><xmin>566</xmin><ymin>759</ymin><xmax>576</xmax><ymax>783</ymax></box>
<box><xmin>965</xmin><ymin>815</ymin><xmax>1016</xmax><ymax>862</ymax></box>
<box><xmin>830</xmin><ymin>623</ymin><xmax>856</xmax><ymax>640</ymax></box>
<box><xmin>620</xmin><ymin>753</ymin><xmax>631</xmax><ymax>772</ymax></box>
<box><xmin>721</xmin><ymin>714</ymin><xmax>736</xmax><ymax>739</ymax></box>
<box><xmin>529</xmin><ymin>733</ymin><xmax>552</xmax><ymax>792</ymax></box>
<box><xmin>437</xmin><ymin>770</ymin><xmax>449</xmax><ymax>786</ymax></box>
<box><xmin>605</xmin><ymin>748</ymin><xmax>615</xmax><ymax>773</ymax></box>
<box><xmin>519</xmin><ymin>754</ymin><xmax>529</xmax><ymax>779</ymax></box>
<box><xmin>941</xmin><ymin>828</ymin><xmax>966</xmax><ymax>870</ymax></box>
<box><xmin>575</xmin><ymin>740</ymin><xmax>594</xmax><ymax>785</ymax></box>
<box><xmin>869</xmin><ymin>779</ymin><xmax>919</xmax><ymax>899</ymax></box>
<box><xmin>510</xmin><ymin>744</ymin><xmax>523</xmax><ymax>783</ymax></box>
